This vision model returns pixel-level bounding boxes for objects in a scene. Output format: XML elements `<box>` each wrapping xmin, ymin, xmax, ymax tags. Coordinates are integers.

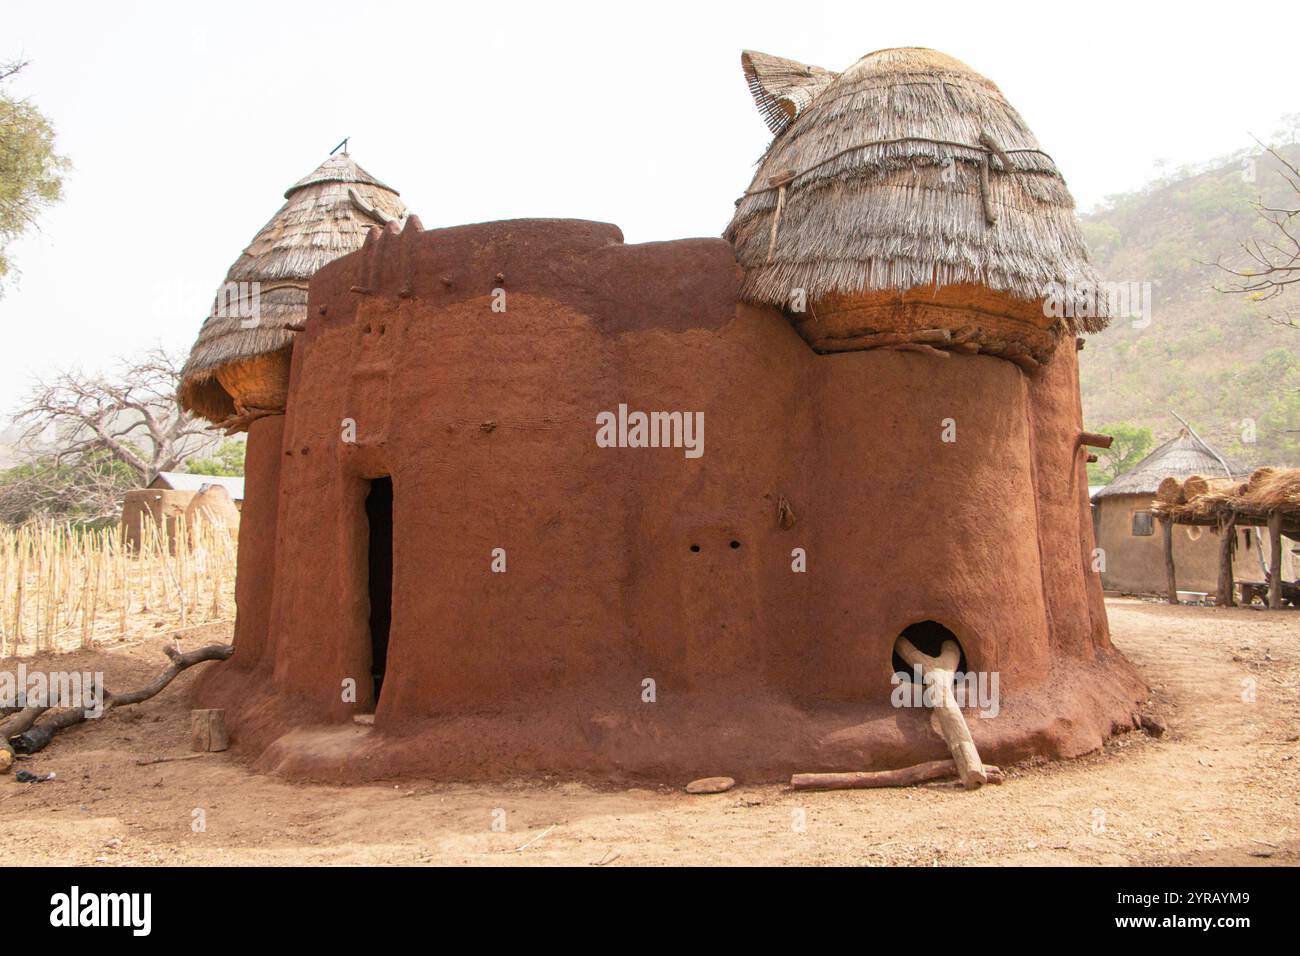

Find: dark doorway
<box><xmin>892</xmin><ymin>620</ymin><xmax>968</xmax><ymax>681</ymax></box>
<box><xmin>365</xmin><ymin>476</ymin><xmax>393</xmax><ymax>703</ymax></box>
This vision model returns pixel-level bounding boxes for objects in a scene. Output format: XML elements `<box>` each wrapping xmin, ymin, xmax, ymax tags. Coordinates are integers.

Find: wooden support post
<box><xmin>1161</xmin><ymin>516</ymin><xmax>1179</xmax><ymax>605</ymax></box>
<box><xmin>1217</xmin><ymin>512</ymin><xmax>1237</xmax><ymax>607</ymax></box>
<box><xmin>1268</xmin><ymin>511</ymin><xmax>1284</xmax><ymax>610</ymax></box>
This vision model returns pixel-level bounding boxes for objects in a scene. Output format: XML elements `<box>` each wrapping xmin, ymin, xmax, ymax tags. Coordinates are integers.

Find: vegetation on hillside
<box><xmin>1080</xmin><ymin>139</ymin><xmax>1300</xmax><ymax>474</ymax></box>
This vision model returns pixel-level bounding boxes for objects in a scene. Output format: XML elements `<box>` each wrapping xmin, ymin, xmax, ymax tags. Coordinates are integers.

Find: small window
<box><xmin>1131</xmin><ymin>511</ymin><xmax>1154</xmax><ymax>536</ymax></box>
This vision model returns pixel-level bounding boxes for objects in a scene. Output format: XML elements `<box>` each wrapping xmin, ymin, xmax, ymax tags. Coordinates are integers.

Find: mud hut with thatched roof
<box><xmin>177</xmin><ymin>151</ymin><xmax>407</xmax><ymax>672</ymax></box>
<box><xmin>1091</xmin><ymin>426</ymin><xmax>1271</xmax><ymax>598</ymax></box>
<box><xmin>190</xmin><ymin>50</ymin><xmax>1148</xmax><ymax>785</ymax></box>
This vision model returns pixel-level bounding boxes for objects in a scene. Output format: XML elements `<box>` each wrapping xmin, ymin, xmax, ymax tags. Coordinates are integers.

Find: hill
<box><xmin>1079</xmin><ymin>143</ymin><xmax>1300</xmax><ymax>476</ymax></box>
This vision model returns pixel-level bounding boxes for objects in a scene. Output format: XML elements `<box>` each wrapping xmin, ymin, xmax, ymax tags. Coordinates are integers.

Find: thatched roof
<box><xmin>178</xmin><ymin>153</ymin><xmax>407</xmax><ymax>422</ymax></box>
<box><xmin>1155</xmin><ymin>467</ymin><xmax>1300</xmax><ymax>533</ymax></box>
<box><xmin>725</xmin><ymin>47</ymin><xmax>1107</xmax><ymax>332</ymax></box>
<box><xmin>1094</xmin><ymin>429</ymin><xmax>1234</xmax><ymax>499</ymax></box>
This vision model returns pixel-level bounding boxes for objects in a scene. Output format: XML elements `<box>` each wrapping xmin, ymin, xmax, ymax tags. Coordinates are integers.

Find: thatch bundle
<box><xmin>1155</xmin><ymin>476</ymin><xmax>1186</xmax><ymax>506</ymax></box>
<box><xmin>1154</xmin><ymin>467</ymin><xmax>1300</xmax><ymax>530</ymax></box>
<box><xmin>725</xmin><ymin>47</ymin><xmax>1106</xmax><ymax>365</ymax></box>
<box><xmin>1181</xmin><ymin>475</ymin><xmax>1239</xmax><ymax>500</ymax></box>
<box><xmin>1229</xmin><ymin>468</ymin><xmax>1300</xmax><ymax>514</ymax></box>
<box><xmin>179</xmin><ymin>153</ymin><xmax>407</xmax><ymax>427</ymax></box>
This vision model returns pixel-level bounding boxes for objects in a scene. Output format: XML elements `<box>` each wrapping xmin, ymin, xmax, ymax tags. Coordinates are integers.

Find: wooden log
<box><xmin>1161</xmin><ymin>516</ymin><xmax>1179</xmax><ymax>605</ymax></box>
<box><xmin>894</xmin><ymin>637</ymin><xmax>987</xmax><ymax>789</ymax></box>
<box><xmin>889</xmin><ymin>342</ymin><xmax>950</xmax><ymax>358</ymax></box>
<box><xmin>790</xmin><ymin>760</ymin><xmax>1005</xmax><ymax>791</ymax></box>
<box><xmin>1217</xmin><ymin>512</ymin><xmax>1238</xmax><ymax>607</ymax></box>
<box><xmin>13</xmin><ymin>643</ymin><xmax>233</xmax><ymax>756</ymax></box>
<box><xmin>1267</xmin><ymin>511</ymin><xmax>1284</xmax><ymax>610</ymax></box>
<box><xmin>816</xmin><ymin>328</ymin><xmax>952</xmax><ymax>353</ymax></box>
<box><xmin>1079</xmin><ymin>431</ymin><xmax>1114</xmax><ymax>449</ymax></box>
<box><xmin>190</xmin><ymin>709</ymin><xmax>229</xmax><ymax>752</ymax></box>
<box><xmin>1</xmin><ymin>703</ymin><xmax>50</xmax><ymax>770</ymax></box>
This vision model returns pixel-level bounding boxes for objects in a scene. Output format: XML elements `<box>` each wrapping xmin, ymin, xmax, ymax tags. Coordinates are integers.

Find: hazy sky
<box><xmin>2</xmin><ymin>0</ymin><xmax>1294</xmax><ymax>415</ymax></box>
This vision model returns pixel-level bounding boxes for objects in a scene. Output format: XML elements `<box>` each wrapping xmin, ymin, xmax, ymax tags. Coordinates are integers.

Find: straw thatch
<box><xmin>179</xmin><ymin>153</ymin><xmax>407</xmax><ymax>426</ymax></box>
<box><xmin>1155</xmin><ymin>467</ymin><xmax>1300</xmax><ymax>531</ymax></box>
<box><xmin>1094</xmin><ymin>429</ymin><xmax>1234</xmax><ymax>500</ymax></box>
<box><xmin>725</xmin><ymin>47</ymin><xmax>1108</xmax><ymax>346</ymax></box>
<box><xmin>741</xmin><ymin>51</ymin><xmax>840</xmax><ymax>136</ymax></box>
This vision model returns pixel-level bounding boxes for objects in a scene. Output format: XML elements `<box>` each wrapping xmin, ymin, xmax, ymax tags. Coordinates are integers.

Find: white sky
<box><xmin>2</xmin><ymin>0</ymin><xmax>1295</xmax><ymax>415</ymax></box>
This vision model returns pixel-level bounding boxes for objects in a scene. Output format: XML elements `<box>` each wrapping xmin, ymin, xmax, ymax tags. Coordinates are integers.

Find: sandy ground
<box><xmin>1</xmin><ymin>598</ymin><xmax>1296</xmax><ymax>866</ymax></box>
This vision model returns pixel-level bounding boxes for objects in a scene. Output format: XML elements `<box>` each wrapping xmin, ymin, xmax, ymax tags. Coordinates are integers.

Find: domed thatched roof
<box><xmin>179</xmin><ymin>153</ymin><xmax>407</xmax><ymax>425</ymax></box>
<box><xmin>725</xmin><ymin>47</ymin><xmax>1107</xmax><ymax>336</ymax></box>
<box><xmin>1095</xmin><ymin>429</ymin><xmax>1234</xmax><ymax>499</ymax></box>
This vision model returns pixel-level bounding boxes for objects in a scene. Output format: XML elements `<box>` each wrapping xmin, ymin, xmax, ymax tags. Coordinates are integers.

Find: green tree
<box><xmin>1087</xmin><ymin>422</ymin><xmax>1154</xmax><ymax>485</ymax></box>
<box><xmin>184</xmin><ymin>438</ymin><xmax>246</xmax><ymax>477</ymax></box>
<box><xmin>0</xmin><ymin>60</ymin><xmax>68</xmax><ymax>293</ymax></box>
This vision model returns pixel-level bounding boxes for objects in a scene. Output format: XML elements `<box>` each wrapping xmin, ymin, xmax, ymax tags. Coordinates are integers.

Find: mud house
<box><xmin>182</xmin><ymin>49</ymin><xmax>1146</xmax><ymax>782</ymax></box>
<box><xmin>1090</xmin><ymin>427</ymin><xmax>1282</xmax><ymax>597</ymax></box>
<box><xmin>119</xmin><ymin>472</ymin><xmax>245</xmax><ymax>551</ymax></box>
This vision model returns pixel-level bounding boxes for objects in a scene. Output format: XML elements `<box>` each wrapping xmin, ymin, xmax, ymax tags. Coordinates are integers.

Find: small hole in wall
<box><xmin>891</xmin><ymin>620</ymin><xmax>968</xmax><ymax>682</ymax></box>
<box><xmin>378</xmin><ymin>324</ymin><xmax>386</xmax><ymax>335</ymax></box>
<box><xmin>729</xmin><ymin>540</ymin><xmax>741</xmax><ymax>549</ymax></box>
<box><xmin>689</xmin><ymin>544</ymin><xmax>701</xmax><ymax>553</ymax></box>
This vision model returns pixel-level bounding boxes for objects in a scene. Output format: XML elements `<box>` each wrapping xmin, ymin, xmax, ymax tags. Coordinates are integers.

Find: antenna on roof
<box><xmin>330</xmin><ymin>137</ymin><xmax>350</xmax><ymax>156</ymax></box>
<box><xmin>1169</xmin><ymin>411</ymin><xmax>1232</xmax><ymax>479</ymax></box>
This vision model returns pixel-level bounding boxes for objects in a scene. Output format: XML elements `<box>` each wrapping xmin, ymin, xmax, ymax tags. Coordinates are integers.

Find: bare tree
<box><xmin>11</xmin><ymin>346</ymin><xmax>220</xmax><ymax>485</ymax></box>
<box><xmin>0</xmin><ymin>453</ymin><xmax>133</xmax><ymax>525</ymax></box>
<box><xmin>1218</xmin><ymin>143</ymin><xmax>1300</xmax><ymax>330</ymax></box>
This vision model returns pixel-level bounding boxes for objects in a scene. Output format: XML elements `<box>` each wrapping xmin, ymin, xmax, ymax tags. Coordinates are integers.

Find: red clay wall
<box><xmin>197</xmin><ymin>219</ymin><xmax>1146</xmax><ymax>783</ymax></box>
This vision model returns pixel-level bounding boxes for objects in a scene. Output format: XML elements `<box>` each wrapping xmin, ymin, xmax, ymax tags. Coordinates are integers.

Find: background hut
<box><xmin>1090</xmin><ymin>427</ymin><xmax>1265</xmax><ymax>596</ymax></box>
<box><xmin>119</xmin><ymin>473</ymin><xmax>245</xmax><ymax>551</ymax></box>
<box><xmin>149</xmin><ymin>471</ymin><xmax>244</xmax><ymax>507</ymax></box>
<box><xmin>184</xmin><ymin>483</ymin><xmax>241</xmax><ymax>539</ymax></box>
<box><xmin>178</xmin><ymin>152</ymin><xmax>407</xmax><ymax>431</ymax></box>
<box><xmin>120</xmin><ymin>488</ymin><xmax>193</xmax><ymax>552</ymax></box>
<box><xmin>1154</xmin><ymin>467</ymin><xmax>1300</xmax><ymax>608</ymax></box>
<box><xmin>725</xmin><ymin>47</ymin><xmax>1107</xmax><ymax>369</ymax></box>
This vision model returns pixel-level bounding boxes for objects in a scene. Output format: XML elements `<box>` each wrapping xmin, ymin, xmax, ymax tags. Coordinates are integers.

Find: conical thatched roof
<box><xmin>179</xmin><ymin>153</ymin><xmax>407</xmax><ymax>423</ymax></box>
<box><xmin>725</xmin><ymin>47</ymin><xmax>1107</xmax><ymax>332</ymax></box>
<box><xmin>1095</xmin><ymin>429</ymin><xmax>1234</xmax><ymax>499</ymax></box>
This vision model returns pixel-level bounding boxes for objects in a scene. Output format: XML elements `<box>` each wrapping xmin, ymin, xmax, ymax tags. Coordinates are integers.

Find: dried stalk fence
<box><xmin>0</xmin><ymin>514</ymin><xmax>237</xmax><ymax>658</ymax></box>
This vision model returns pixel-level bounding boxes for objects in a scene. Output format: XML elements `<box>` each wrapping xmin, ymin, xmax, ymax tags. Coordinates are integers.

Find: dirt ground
<box><xmin>1</xmin><ymin>598</ymin><xmax>1296</xmax><ymax>866</ymax></box>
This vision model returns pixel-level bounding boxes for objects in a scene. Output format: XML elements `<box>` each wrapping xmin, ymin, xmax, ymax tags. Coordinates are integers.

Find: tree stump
<box><xmin>190</xmin><ymin>709</ymin><xmax>229</xmax><ymax>752</ymax></box>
